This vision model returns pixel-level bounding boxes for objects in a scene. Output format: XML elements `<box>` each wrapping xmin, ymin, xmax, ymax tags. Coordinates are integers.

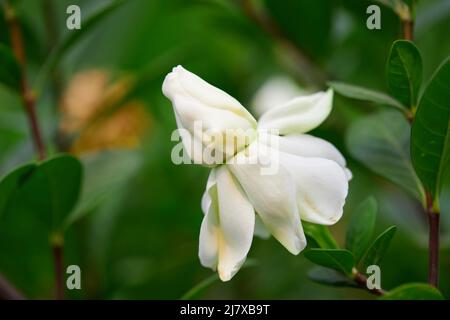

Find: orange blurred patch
<box><xmin>59</xmin><ymin>69</ymin><xmax>151</xmax><ymax>154</ymax></box>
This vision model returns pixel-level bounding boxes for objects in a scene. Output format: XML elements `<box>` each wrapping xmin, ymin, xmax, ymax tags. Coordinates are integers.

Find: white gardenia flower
<box><xmin>162</xmin><ymin>65</ymin><xmax>351</xmax><ymax>281</ymax></box>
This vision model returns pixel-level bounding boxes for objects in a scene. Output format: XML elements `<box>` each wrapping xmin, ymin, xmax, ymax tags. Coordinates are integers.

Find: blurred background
<box><xmin>0</xmin><ymin>0</ymin><xmax>449</xmax><ymax>299</ymax></box>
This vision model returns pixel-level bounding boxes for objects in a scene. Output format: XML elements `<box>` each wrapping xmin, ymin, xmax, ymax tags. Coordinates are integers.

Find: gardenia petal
<box><xmin>257</xmin><ymin>89</ymin><xmax>333</xmax><ymax>135</ymax></box>
<box><xmin>263</xmin><ymin>133</ymin><xmax>352</xmax><ymax>180</ymax></box>
<box><xmin>199</xmin><ymin>166</ymin><xmax>255</xmax><ymax>281</ymax></box>
<box><xmin>163</xmin><ymin>66</ymin><xmax>257</xmax><ymax>164</ymax></box>
<box><xmin>228</xmin><ymin>142</ymin><xmax>307</xmax><ymax>254</ymax></box>
<box><xmin>279</xmin><ymin>151</ymin><xmax>349</xmax><ymax>225</ymax></box>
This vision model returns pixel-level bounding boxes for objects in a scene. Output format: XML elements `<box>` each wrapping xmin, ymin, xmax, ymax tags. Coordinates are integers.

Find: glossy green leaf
<box><xmin>0</xmin><ymin>164</ymin><xmax>35</xmax><ymax>218</ymax></box>
<box><xmin>411</xmin><ymin>56</ymin><xmax>450</xmax><ymax>198</ymax></box>
<box><xmin>387</xmin><ymin>40</ymin><xmax>422</xmax><ymax>108</ymax></box>
<box><xmin>1</xmin><ymin>155</ymin><xmax>83</xmax><ymax>233</ymax></box>
<box><xmin>0</xmin><ymin>44</ymin><xmax>21</xmax><ymax>92</ymax></box>
<box><xmin>303</xmin><ymin>249</ymin><xmax>354</xmax><ymax>275</ymax></box>
<box><xmin>307</xmin><ymin>266</ymin><xmax>357</xmax><ymax>288</ymax></box>
<box><xmin>379</xmin><ymin>283</ymin><xmax>444</xmax><ymax>300</ymax></box>
<box><xmin>329</xmin><ymin>81</ymin><xmax>407</xmax><ymax>111</ymax></box>
<box><xmin>303</xmin><ymin>221</ymin><xmax>339</xmax><ymax>249</ymax></box>
<box><xmin>345</xmin><ymin>196</ymin><xmax>377</xmax><ymax>263</ymax></box>
<box><xmin>347</xmin><ymin>110</ymin><xmax>425</xmax><ymax>202</ymax></box>
<box><xmin>66</xmin><ymin>151</ymin><xmax>141</xmax><ymax>227</ymax></box>
<box><xmin>362</xmin><ymin>226</ymin><xmax>397</xmax><ymax>270</ymax></box>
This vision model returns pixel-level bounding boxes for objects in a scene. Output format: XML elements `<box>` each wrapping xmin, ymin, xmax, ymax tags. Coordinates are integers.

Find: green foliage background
<box><xmin>0</xmin><ymin>0</ymin><xmax>449</xmax><ymax>299</ymax></box>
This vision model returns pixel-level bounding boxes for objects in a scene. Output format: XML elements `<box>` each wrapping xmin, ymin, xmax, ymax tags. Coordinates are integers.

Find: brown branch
<box><xmin>4</xmin><ymin>2</ymin><xmax>67</xmax><ymax>301</ymax></box>
<box><xmin>0</xmin><ymin>273</ymin><xmax>25</xmax><ymax>300</ymax></box>
<box><xmin>402</xmin><ymin>20</ymin><xmax>414</xmax><ymax>41</ymax></box>
<box><xmin>52</xmin><ymin>243</ymin><xmax>64</xmax><ymax>300</ymax></box>
<box><xmin>5</xmin><ymin>2</ymin><xmax>46</xmax><ymax>160</ymax></box>
<box><xmin>353</xmin><ymin>270</ymin><xmax>386</xmax><ymax>296</ymax></box>
<box><xmin>237</xmin><ymin>0</ymin><xmax>328</xmax><ymax>88</ymax></box>
<box><xmin>425</xmin><ymin>191</ymin><xmax>440</xmax><ymax>287</ymax></box>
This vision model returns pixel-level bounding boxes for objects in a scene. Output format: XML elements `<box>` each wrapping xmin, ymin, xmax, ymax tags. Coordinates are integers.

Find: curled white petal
<box><xmin>163</xmin><ymin>66</ymin><xmax>257</xmax><ymax>164</ymax></box>
<box><xmin>229</xmin><ymin>142</ymin><xmax>307</xmax><ymax>255</ymax></box>
<box><xmin>280</xmin><ymin>151</ymin><xmax>349</xmax><ymax>225</ymax></box>
<box><xmin>262</xmin><ymin>133</ymin><xmax>352</xmax><ymax>180</ymax></box>
<box><xmin>258</xmin><ymin>89</ymin><xmax>333</xmax><ymax>134</ymax></box>
<box><xmin>199</xmin><ymin>167</ymin><xmax>255</xmax><ymax>281</ymax></box>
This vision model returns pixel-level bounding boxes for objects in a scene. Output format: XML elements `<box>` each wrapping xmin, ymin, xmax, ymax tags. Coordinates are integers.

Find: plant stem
<box><xmin>398</xmin><ymin>3</ymin><xmax>440</xmax><ymax>289</ymax></box>
<box><xmin>353</xmin><ymin>269</ymin><xmax>386</xmax><ymax>296</ymax></box>
<box><xmin>402</xmin><ymin>20</ymin><xmax>414</xmax><ymax>41</ymax></box>
<box><xmin>0</xmin><ymin>273</ymin><xmax>25</xmax><ymax>300</ymax></box>
<box><xmin>426</xmin><ymin>191</ymin><xmax>440</xmax><ymax>287</ymax></box>
<box><xmin>4</xmin><ymin>2</ymin><xmax>65</xmax><ymax>300</ymax></box>
<box><xmin>5</xmin><ymin>2</ymin><xmax>46</xmax><ymax>160</ymax></box>
<box><xmin>237</xmin><ymin>0</ymin><xmax>328</xmax><ymax>87</ymax></box>
<box><xmin>52</xmin><ymin>243</ymin><xmax>64</xmax><ymax>300</ymax></box>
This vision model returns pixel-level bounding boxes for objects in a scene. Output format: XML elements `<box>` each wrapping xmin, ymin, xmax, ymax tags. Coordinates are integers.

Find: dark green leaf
<box><xmin>347</xmin><ymin>110</ymin><xmax>425</xmax><ymax>202</ymax></box>
<box><xmin>345</xmin><ymin>196</ymin><xmax>377</xmax><ymax>263</ymax></box>
<box><xmin>362</xmin><ymin>226</ymin><xmax>397</xmax><ymax>270</ymax></box>
<box><xmin>1</xmin><ymin>155</ymin><xmax>83</xmax><ymax>233</ymax></box>
<box><xmin>387</xmin><ymin>40</ymin><xmax>422</xmax><ymax>108</ymax></box>
<box><xmin>303</xmin><ymin>249</ymin><xmax>354</xmax><ymax>275</ymax></box>
<box><xmin>329</xmin><ymin>81</ymin><xmax>407</xmax><ymax>111</ymax></box>
<box><xmin>0</xmin><ymin>164</ymin><xmax>35</xmax><ymax>218</ymax></box>
<box><xmin>66</xmin><ymin>151</ymin><xmax>141</xmax><ymax>226</ymax></box>
<box><xmin>303</xmin><ymin>221</ymin><xmax>339</xmax><ymax>249</ymax></box>
<box><xmin>0</xmin><ymin>44</ymin><xmax>21</xmax><ymax>92</ymax></box>
<box><xmin>411</xmin><ymin>56</ymin><xmax>450</xmax><ymax>198</ymax></box>
<box><xmin>307</xmin><ymin>266</ymin><xmax>357</xmax><ymax>288</ymax></box>
<box><xmin>379</xmin><ymin>283</ymin><xmax>444</xmax><ymax>300</ymax></box>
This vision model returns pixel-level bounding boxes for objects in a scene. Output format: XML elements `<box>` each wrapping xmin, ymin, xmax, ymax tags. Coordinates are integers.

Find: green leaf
<box><xmin>0</xmin><ymin>44</ymin><xmax>21</xmax><ymax>92</ymax></box>
<box><xmin>329</xmin><ymin>81</ymin><xmax>407</xmax><ymax>112</ymax></box>
<box><xmin>66</xmin><ymin>151</ymin><xmax>141</xmax><ymax>227</ymax></box>
<box><xmin>345</xmin><ymin>197</ymin><xmax>377</xmax><ymax>263</ymax></box>
<box><xmin>303</xmin><ymin>221</ymin><xmax>339</xmax><ymax>249</ymax></box>
<box><xmin>347</xmin><ymin>110</ymin><xmax>425</xmax><ymax>202</ymax></box>
<box><xmin>379</xmin><ymin>283</ymin><xmax>444</xmax><ymax>300</ymax></box>
<box><xmin>0</xmin><ymin>164</ymin><xmax>36</xmax><ymax>218</ymax></box>
<box><xmin>0</xmin><ymin>155</ymin><xmax>83</xmax><ymax>233</ymax></box>
<box><xmin>387</xmin><ymin>40</ymin><xmax>422</xmax><ymax>108</ymax></box>
<box><xmin>303</xmin><ymin>249</ymin><xmax>354</xmax><ymax>275</ymax></box>
<box><xmin>362</xmin><ymin>226</ymin><xmax>397</xmax><ymax>270</ymax></box>
<box><xmin>307</xmin><ymin>266</ymin><xmax>357</xmax><ymax>288</ymax></box>
<box><xmin>34</xmin><ymin>0</ymin><xmax>126</xmax><ymax>94</ymax></box>
<box><xmin>411</xmin><ymin>56</ymin><xmax>450</xmax><ymax>198</ymax></box>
